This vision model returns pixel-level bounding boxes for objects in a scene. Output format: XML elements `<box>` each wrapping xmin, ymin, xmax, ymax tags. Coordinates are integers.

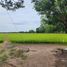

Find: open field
<box><xmin>21</xmin><ymin>44</ymin><xmax>67</xmax><ymax>67</ymax></box>
<box><xmin>0</xmin><ymin>33</ymin><xmax>67</xmax><ymax>44</ymax></box>
<box><xmin>0</xmin><ymin>44</ymin><xmax>67</xmax><ymax>67</ymax></box>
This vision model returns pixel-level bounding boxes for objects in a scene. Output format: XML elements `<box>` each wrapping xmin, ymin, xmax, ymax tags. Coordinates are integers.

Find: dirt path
<box><xmin>15</xmin><ymin>44</ymin><xmax>67</xmax><ymax>67</ymax></box>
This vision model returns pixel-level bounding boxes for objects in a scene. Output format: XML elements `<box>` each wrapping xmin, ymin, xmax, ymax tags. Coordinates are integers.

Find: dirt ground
<box><xmin>1</xmin><ymin>44</ymin><xmax>67</xmax><ymax>67</ymax></box>
<box><xmin>15</xmin><ymin>44</ymin><xmax>67</xmax><ymax>67</ymax></box>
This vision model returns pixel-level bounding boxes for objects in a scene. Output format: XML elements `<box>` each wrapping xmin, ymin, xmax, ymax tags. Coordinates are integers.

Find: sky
<box><xmin>0</xmin><ymin>0</ymin><xmax>41</xmax><ymax>32</ymax></box>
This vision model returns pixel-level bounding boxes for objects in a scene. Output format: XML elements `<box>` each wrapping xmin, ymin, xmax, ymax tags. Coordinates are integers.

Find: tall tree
<box><xmin>32</xmin><ymin>0</ymin><xmax>67</xmax><ymax>33</ymax></box>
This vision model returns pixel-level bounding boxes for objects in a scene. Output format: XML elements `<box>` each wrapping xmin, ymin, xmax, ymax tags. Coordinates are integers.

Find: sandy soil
<box><xmin>15</xmin><ymin>44</ymin><xmax>67</xmax><ymax>67</ymax></box>
<box><xmin>1</xmin><ymin>44</ymin><xmax>67</xmax><ymax>67</ymax></box>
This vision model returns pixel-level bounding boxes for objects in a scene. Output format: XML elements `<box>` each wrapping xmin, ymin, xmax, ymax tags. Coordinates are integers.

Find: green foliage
<box><xmin>36</xmin><ymin>27</ymin><xmax>41</xmax><ymax>33</ymax></box>
<box><xmin>43</xmin><ymin>24</ymin><xmax>56</xmax><ymax>33</ymax></box>
<box><xmin>39</xmin><ymin>15</ymin><xmax>65</xmax><ymax>33</ymax></box>
<box><xmin>29</xmin><ymin>30</ymin><xmax>35</xmax><ymax>33</ymax></box>
<box><xmin>33</xmin><ymin>0</ymin><xmax>67</xmax><ymax>33</ymax></box>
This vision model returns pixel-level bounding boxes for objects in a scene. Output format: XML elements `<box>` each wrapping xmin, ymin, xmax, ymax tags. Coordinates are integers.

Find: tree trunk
<box><xmin>63</xmin><ymin>21</ymin><xmax>67</xmax><ymax>33</ymax></box>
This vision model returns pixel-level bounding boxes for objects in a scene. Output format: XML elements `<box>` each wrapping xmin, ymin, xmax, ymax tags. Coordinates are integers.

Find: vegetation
<box><xmin>0</xmin><ymin>0</ymin><xmax>24</xmax><ymax>11</ymax></box>
<box><xmin>0</xmin><ymin>33</ymin><xmax>67</xmax><ymax>44</ymax></box>
<box><xmin>0</xmin><ymin>0</ymin><xmax>67</xmax><ymax>33</ymax></box>
<box><xmin>32</xmin><ymin>0</ymin><xmax>67</xmax><ymax>33</ymax></box>
<box><xmin>0</xmin><ymin>43</ymin><xmax>27</xmax><ymax>67</ymax></box>
<box><xmin>29</xmin><ymin>30</ymin><xmax>35</xmax><ymax>33</ymax></box>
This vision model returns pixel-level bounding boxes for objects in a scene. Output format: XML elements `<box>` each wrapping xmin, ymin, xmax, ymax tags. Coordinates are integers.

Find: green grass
<box><xmin>0</xmin><ymin>33</ymin><xmax>67</xmax><ymax>44</ymax></box>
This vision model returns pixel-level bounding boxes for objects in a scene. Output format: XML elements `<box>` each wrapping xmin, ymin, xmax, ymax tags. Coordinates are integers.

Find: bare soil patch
<box><xmin>15</xmin><ymin>44</ymin><xmax>67</xmax><ymax>67</ymax></box>
<box><xmin>1</xmin><ymin>44</ymin><xmax>67</xmax><ymax>67</ymax></box>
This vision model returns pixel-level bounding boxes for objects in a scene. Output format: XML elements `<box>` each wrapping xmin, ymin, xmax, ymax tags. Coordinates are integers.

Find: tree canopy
<box><xmin>32</xmin><ymin>0</ymin><xmax>67</xmax><ymax>33</ymax></box>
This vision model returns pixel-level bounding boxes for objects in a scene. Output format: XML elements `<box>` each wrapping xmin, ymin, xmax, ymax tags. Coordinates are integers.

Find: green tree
<box><xmin>32</xmin><ymin>0</ymin><xmax>67</xmax><ymax>33</ymax></box>
<box><xmin>36</xmin><ymin>27</ymin><xmax>40</xmax><ymax>33</ymax></box>
<box><xmin>40</xmin><ymin>15</ymin><xmax>65</xmax><ymax>33</ymax></box>
<box><xmin>29</xmin><ymin>30</ymin><xmax>35</xmax><ymax>33</ymax></box>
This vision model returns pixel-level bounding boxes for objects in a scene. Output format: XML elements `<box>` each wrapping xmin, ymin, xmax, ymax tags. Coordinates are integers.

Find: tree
<box><xmin>0</xmin><ymin>0</ymin><xmax>24</xmax><ymax>11</ymax></box>
<box><xmin>36</xmin><ymin>27</ymin><xmax>40</xmax><ymax>33</ymax></box>
<box><xmin>32</xmin><ymin>0</ymin><xmax>67</xmax><ymax>33</ymax></box>
<box><xmin>40</xmin><ymin>15</ymin><xmax>65</xmax><ymax>33</ymax></box>
<box><xmin>29</xmin><ymin>30</ymin><xmax>35</xmax><ymax>33</ymax></box>
<box><xmin>36</xmin><ymin>27</ymin><xmax>44</xmax><ymax>33</ymax></box>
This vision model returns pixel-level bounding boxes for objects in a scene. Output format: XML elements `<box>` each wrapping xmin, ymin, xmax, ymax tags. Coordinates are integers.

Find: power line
<box><xmin>6</xmin><ymin>11</ymin><xmax>18</xmax><ymax>32</ymax></box>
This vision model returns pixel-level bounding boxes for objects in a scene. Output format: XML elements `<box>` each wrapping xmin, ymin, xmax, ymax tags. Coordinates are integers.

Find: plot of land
<box><xmin>0</xmin><ymin>33</ymin><xmax>67</xmax><ymax>44</ymax></box>
<box><xmin>7</xmin><ymin>44</ymin><xmax>66</xmax><ymax>67</ymax></box>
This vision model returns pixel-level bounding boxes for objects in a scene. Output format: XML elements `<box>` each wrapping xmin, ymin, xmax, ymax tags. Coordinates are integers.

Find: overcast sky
<box><xmin>0</xmin><ymin>0</ymin><xmax>40</xmax><ymax>32</ymax></box>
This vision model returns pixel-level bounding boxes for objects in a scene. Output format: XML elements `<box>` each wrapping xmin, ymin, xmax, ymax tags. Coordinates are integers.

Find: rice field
<box><xmin>0</xmin><ymin>33</ymin><xmax>67</xmax><ymax>44</ymax></box>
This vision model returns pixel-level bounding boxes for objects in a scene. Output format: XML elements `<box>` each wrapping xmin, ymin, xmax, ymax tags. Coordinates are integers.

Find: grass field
<box><xmin>0</xmin><ymin>33</ymin><xmax>67</xmax><ymax>44</ymax></box>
